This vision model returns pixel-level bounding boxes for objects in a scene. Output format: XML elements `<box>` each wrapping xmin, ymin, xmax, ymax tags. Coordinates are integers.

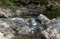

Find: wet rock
<box><xmin>38</xmin><ymin>24</ymin><xmax>45</xmax><ymax>31</ymax></box>
<box><xmin>0</xmin><ymin>18</ymin><xmax>31</xmax><ymax>39</ymax></box>
<box><xmin>29</xmin><ymin>17</ymin><xmax>38</xmax><ymax>33</ymax></box>
<box><xmin>50</xmin><ymin>28</ymin><xmax>60</xmax><ymax>39</ymax></box>
<box><xmin>18</xmin><ymin>26</ymin><xmax>31</xmax><ymax>35</ymax></box>
<box><xmin>41</xmin><ymin>25</ymin><xmax>60</xmax><ymax>39</ymax></box>
<box><xmin>48</xmin><ymin>17</ymin><xmax>60</xmax><ymax>32</ymax></box>
<box><xmin>40</xmin><ymin>17</ymin><xmax>60</xmax><ymax>39</ymax></box>
<box><xmin>37</xmin><ymin>14</ymin><xmax>50</xmax><ymax>23</ymax></box>
<box><xmin>29</xmin><ymin>17</ymin><xmax>45</xmax><ymax>34</ymax></box>
<box><xmin>37</xmin><ymin>14</ymin><xmax>60</xmax><ymax>39</ymax></box>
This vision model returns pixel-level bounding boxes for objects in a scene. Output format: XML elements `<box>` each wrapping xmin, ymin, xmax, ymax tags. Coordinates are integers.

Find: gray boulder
<box><xmin>0</xmin><ymin>18</ymin><xmax>31</xmax><ymax>39</ymax></box>
<box><xmin>37</xmin><ymin>14</ymin><xmax>50</xmax><ymax>23</ymax></box>
<box><xmin>48</xmin><ymin>17</ymin><xmax>60</xmax><ymax>32</ymax></box>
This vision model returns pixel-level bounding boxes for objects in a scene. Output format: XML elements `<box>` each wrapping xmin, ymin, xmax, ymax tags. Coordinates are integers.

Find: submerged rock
<box><xmin>30</xmin><ymin>17</ymin><xmax>45</xmax><ymax>33</ymax></box>
<box><xmin>29</xmin><ymin>17</ymin><xmax>38</xmax><ymax>33</ymax></box>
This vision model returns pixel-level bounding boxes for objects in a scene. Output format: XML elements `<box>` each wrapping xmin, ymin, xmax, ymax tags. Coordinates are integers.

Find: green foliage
<box><xmin>0</xmin><ymin>0</ymin><xmax>49</xmax><ymax>11</ymax></box>
<box><xmin>8</xmin><ymin>3</ymin><xmax>16</xmax><ymax>11</ymax></box>
<box><xmin>32</xmin><ymin>0</ymin><xmax>49</xmax><ymax>5</ymax></box>
<box><xmin>0</xmin><ymin>0</ymin><xmax>19</xmax><ymax>11</ymax></box>
<box><xmin>39</xmin><ymin>0</ymin><xmax>49</xmax><ymax>5</ymax></box>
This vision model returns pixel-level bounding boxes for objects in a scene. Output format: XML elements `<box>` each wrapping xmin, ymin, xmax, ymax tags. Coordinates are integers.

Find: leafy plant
<box><xmin>0</xmin><ymin>0</ymin><xmax>20</xmax><ymax>11</ymax></box>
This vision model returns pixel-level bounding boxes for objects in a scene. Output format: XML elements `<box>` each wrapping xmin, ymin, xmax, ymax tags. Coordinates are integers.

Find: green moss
<box><xmin>39</xmin><ymin>0</ymin><xmax>49</xmax><ymax>5</ymax></box>
<box><xmin>8</xmin><ymin>3</ymin><xmax>16</xmax><ymax>11</ymax></box>
<box><xmin>0</xmin><ymin>0</ymin><xmax>19</xmax><ymax>11</ymax></box>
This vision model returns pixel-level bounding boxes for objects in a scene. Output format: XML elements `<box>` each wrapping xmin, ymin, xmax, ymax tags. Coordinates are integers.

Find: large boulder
<box><xmin>37</xmin><ymin>14</ymin><xmax>50</xmax><ymax>23</ymax></box>
<box><xmin>0</xmin><ymin>18</ymin><xmax>31</xmax><ymax>39</ymax></box>
<box><xmin>37</xmin><ymin>14</ymin><xmax>60</xmax><ymax>39</ymax></box>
